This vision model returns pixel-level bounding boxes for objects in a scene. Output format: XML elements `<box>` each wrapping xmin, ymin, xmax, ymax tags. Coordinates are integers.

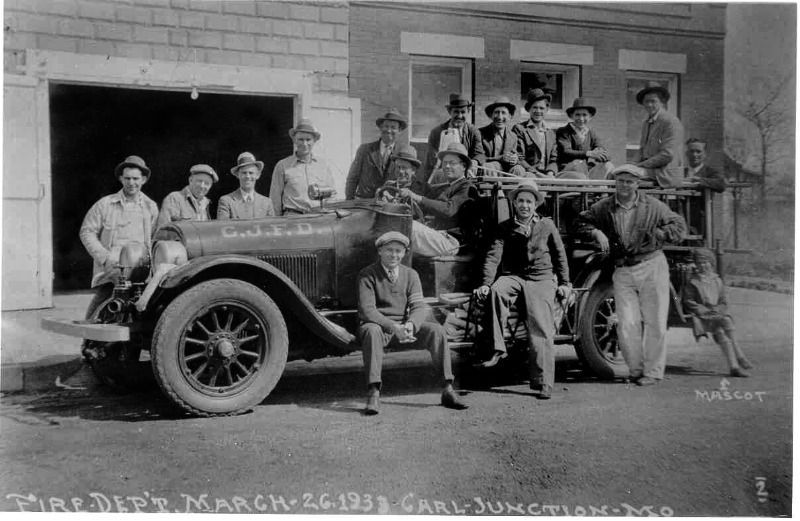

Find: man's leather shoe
<box><xmin>738</xmin><ymin>357</ymin><xmax>753</xmax><ymax>370</ymax></box>
<box><xmin>730</xmin><ymin>367</ymin><xmax>750</xmax><ymax>378</ymax></box>
<box><xmin>480</xmin><ymin>350</ymin><xmax>508</xmax><ymax>368</ymax></box>
<box><xmin>364</xmin><ymin>389</ymin><xmax>380</xmax><ymax>415</ymax></box>
<box><xmin>536</xmin><ymin>385</ymin><xmax>552</xmax><ymax>400</ymax></box>
<box><xmin>441</xmin><ymin>389</ymin><xmax>468</xmax><ymax>410</ymax></box>
<box><xmin>635</xmin><ymin>376</ymin><xmax>658</xmax><ymax>386</ymax></box>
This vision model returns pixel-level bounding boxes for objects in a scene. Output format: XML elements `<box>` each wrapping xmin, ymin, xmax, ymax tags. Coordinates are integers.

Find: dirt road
<box><xmin>0</xmin><ymin>287</ymin><xmax>791</xmax><ymax>515</ymax></box>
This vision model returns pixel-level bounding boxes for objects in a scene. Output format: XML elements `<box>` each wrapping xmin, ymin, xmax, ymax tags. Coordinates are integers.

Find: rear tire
<box><xmin>151</xmin><ymin>279</ymin><xmax>289</xmax><ymax>417</ymax></box>
<box><xmin>576</xmin><ymin>278</ymin><xmax>629</xmax><ymax>379</ymax></box>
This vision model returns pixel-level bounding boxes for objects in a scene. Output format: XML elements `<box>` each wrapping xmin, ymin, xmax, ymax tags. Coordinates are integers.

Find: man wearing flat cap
<box><xmin>218</xmin><ymin>152</ymin><xmax>275</xmax><ymax>220</ymax></box>
<box><xmin>556</xmin><ymin>97</ymin><xmax>614</xmax><ymax>179</ymax></box>
<box><xmin>270</xmin><ymin>119</ymin><xmax>339</xmax><ymax>215</ymax></box>
<box><xmin>633</xmin><ymin>81</ymin><xmax>685</xmax><ymax>188</ymax></box>
<box><xmin>476</xmin><ymin>180</ymin><xmax>571</xmax><ymax>399</ymax></box>
<box><xmin>157</xmin><ymin>164</ymin><xmax>218</xmax><ymax>229</ymax></box>
<box><xmin>479</xmin><ymin>97</ymin><xmax>527</xmax><ymax>177</ymax></box>
<box><xmin>399</xmin><ymin>142</ymin><xmax>476</xmax><ymax>257</ymax></box>
<box><xmin>576</xmin><ymin>164</ymin><xmax>687</xmax><ymax>386</ymax></box>
<box><xmin>422</xmin><ymin>93</ymin><xmax>486</xmax><ymax>188</ymax></box>
<box><xmin>80</xmin><ymin>155</ymin><xmax>159</xmax><ymax>288</ymax></box>
<box><xmin>345</xmin><ymin>109</ymin><xmax>408</xmax><ymax>200</ymax></box>
<box><xmin>357</xmin><ymin>231</ymin><xmax>468</xmax><ymax>415</ymax></box>
<box><xmin>513</xmin><ymin>89</ymin><xmax>559</xmax><ymax>179</ymax></box>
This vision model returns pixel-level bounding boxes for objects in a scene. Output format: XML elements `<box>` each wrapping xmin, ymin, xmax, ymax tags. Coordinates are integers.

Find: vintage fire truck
<box><xmin>43</xmin><ymin>177</ymin><xmax>730</xmax><ymax>417</ymax></box>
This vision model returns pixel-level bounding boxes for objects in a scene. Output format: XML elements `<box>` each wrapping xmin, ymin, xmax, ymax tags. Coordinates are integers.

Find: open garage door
<box><xmin>3</xmin><ymin>75</ymin><xmax>52</xmax><ymax>310</ymax></box>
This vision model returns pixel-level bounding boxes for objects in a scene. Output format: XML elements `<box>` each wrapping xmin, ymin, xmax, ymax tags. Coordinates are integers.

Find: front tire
<box><xmin>575</xmin><ymin>278</ymin><xmax>629</xmax><ymax>379</ymax></box>
<box><xmin>151</xmin><ymin>279</ymin><xmax>289</xmax><ymax>417</ymax></box>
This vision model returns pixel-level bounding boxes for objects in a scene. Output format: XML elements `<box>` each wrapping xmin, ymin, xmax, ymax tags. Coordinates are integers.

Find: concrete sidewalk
<box><xmin>1</xmin><ymin>292</ymin><xmax>92</xmax><ymax>393</ymax></box>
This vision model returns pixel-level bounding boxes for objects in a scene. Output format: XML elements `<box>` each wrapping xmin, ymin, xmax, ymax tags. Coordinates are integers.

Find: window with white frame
<box><xmin>519</xmin><ymin>62</ymin><xmax>580</xmax><ymax>127</ymax></box>
<box><xmin>408</xmin><ymin>55</ymin><xmax>473</xmax><ymax>143</ymax></box>
<box><xmin>625</xmin><ymin>72</ymin><xmax>679</xmax><ymax>161</ymax></box>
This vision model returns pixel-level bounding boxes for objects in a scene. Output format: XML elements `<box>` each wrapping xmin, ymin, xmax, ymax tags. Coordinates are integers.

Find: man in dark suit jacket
<box><xmin>634</xmin><ymin>82</ymin><xmax>685</xmax><ymax>188</ymax></box>
<box><xmin>513</xmin><ymin>89</ymin><xmax>559</xmax><ymax>178</ymax></box>
<box><xmin>422</xmin><ymin>93</ymin><xmax>486</xmax><ymax>188</ymax></box>
<box><xmin>479</xmin><ymin>96</ymin><xmax>526</xmax><ymax>177</ymax></box>
<box><xmin>555</xmin><ymin>97</ymin><xmax>614</xmax><ymax>179</ymax></box>
<box><xmin>400</xmin><ymin>143</ymin><xmax>476</xmax><ymax>257</ymax></box>
<box><xmin>217</xmin><ymin>152</ymin><xmax>275</xmax><ymax>220</ymax></box>
<box><xmin>684</xmin><ymin>137</ymin><xmax>726</xmax><ymax>235</ymax></box>
<box><xmin>345</xmin><ymin>109</ymin><xmax>407</xmax><ymax>199</ymax></box>
<box><xmin>357</xmin><ymin>231</ymin><xmax>468</xmax><ymax>415</ymax></box>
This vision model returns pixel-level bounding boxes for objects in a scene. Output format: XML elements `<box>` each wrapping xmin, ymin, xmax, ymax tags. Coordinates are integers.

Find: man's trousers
<box><xmin>358</xmin><ymin>321</ymin><xmax>454</xmax><ymax>385</ymax></box>
<box><xmin>612</xmin><ymin>252</ymin><xmax>670</xmax><ymax>379</ymax></box>
<box><xmin>489</xmin><ymin>276</ymin><xmax>556</xmax><ymax>387</ymax></box>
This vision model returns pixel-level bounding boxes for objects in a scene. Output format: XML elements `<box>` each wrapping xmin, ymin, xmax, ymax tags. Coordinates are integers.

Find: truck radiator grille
<box><xmin>257</xmin><ymin>254</ymin><xmax>318</xmax><ymax>299</ymax></box>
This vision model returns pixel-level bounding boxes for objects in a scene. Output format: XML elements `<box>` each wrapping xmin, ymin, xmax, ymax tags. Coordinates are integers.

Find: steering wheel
<box><xmin>377</xmin><ymin>186</ymin><xmax>425</xmax><ymax>221</ymax></box>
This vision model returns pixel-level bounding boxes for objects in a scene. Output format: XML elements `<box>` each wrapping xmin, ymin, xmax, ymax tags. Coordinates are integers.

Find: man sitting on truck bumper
<box><xmin>357</xmin><ymin>232</ymin><xmax>468</xmax><ymax>415</ymax></box>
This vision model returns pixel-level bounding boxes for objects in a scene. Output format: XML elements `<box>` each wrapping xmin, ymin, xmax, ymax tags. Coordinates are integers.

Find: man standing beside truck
<box><xmin>577</xmin><ymin>164</ymin><xmax>687</xmax><ymax>386</ymax></box>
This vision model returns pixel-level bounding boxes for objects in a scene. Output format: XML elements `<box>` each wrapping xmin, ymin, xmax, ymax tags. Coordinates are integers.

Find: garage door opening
<box><xmin>49</xmin><ymin>83</ymin><xmax>295</xmax><ymax>291</ymax></box>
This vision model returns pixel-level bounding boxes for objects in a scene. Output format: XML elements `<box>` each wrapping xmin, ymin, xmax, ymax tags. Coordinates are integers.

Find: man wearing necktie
<box><xmin>217</xmin><ymin>152</ymin><xmax>275</xmax><ymax>220</ymax></box>
<box><xmin>345</xmin><ymin>109</ymin><xmax>408</xmax><ymax>199</ymax></box>
<box><xmin>633</xmin><ymin>82</ymin><xmax>685</xmax><ymax>188</ymax></box>
<box><xmin>475</xmin><ymin>180</ymin><xmax>571</xmax><ymax>400</ymax></box>
<box><xmin>513</xmin><ymin>89</ymin><xmax>559</xmax><ymax>179</ymax></box>
<box><xmin>357</xmin><ymin>231</ymin><xmax>468</xmax><ymax>415</ymax></box>
<box><xmin>479</xmin><ymin>97</ymin><xmax>526</xmax><ymax>177</ymax></box>
<box><xmin>422</xmin><ymin>93</ymin><xmax>486</xmax><ymax>188</ymax></box>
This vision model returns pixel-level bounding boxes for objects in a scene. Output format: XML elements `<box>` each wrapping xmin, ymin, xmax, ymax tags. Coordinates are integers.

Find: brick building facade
<box><xmin>349</xmin><ymin>2</ymin><xmax>726</xmax><ymax>169</ymax></box>
<box><xmin>2</xmin><ymin>1</ymin><xmax>727</xmax><ymax>310</ymax></box>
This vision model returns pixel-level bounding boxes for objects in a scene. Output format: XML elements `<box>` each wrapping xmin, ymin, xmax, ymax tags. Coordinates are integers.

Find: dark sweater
<box><xmin>357</xmin><ymin>262</ymin><xmax>427</xmax><ymax>333</ymax></box>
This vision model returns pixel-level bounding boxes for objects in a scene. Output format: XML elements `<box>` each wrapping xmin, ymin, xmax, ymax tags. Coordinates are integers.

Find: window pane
<box><xmin>411</xmin><ymin>63</ymin><xmax>464</xmax><ymax>141</ymax></box>
<box><xmin>626</xmin><ymin>76</ymin><xmax>671</xmax><ymax>146</ymax></box>
<box><xmin>521</xmin><ymin>71</ymin><xmax>564</xmax><ymax>110</ymax></box>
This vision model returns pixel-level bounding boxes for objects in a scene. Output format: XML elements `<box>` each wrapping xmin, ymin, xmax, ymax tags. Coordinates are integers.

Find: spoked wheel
<box><xmin>152</xmin><ymin>279</ymin><xmax>288</xmax><ymax>417</ymax></box>
<box><xmin>576</xmin><ymin>278</ymin><xmax>629</xmax><ymax>379</ymax></box>
<box><xmin>82</xmin><ymin>285</ymin><xmax>153</xmax><ymax>391</ymax></box>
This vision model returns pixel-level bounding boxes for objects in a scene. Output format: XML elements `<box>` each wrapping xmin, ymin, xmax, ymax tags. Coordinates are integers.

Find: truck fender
<box><xmin>151</xmin><ymin>255</ymin><xmax>357</xmax><ymax>350</ymax></box>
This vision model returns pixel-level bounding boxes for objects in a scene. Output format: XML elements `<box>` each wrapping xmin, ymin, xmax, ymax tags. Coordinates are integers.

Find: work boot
<box><xmin>536</xmin><ymin>384</ymin><xmax>552</xmax><ymax>400</ymax></box>
<box><xmin>364</xmin><ymin>386</ymin><xmax>380</xmax><ymax>416</ymax></box>
<box><xmin>730</xmin><ymin>367</ymin><xmax>750</xmax><ymax>378</ymax></box>
<box><xmin>441</xmin><ymin>383</ymin><xmax>468</xmax><ymax>410</ymax></box>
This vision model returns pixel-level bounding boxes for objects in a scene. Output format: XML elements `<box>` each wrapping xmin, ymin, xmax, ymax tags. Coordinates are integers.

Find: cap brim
<box><xmin>289</xmin><ymin>129</ymin><xmax>321</xmax><ymax>140</ymax></box>
<box><xmin>484</xmin><ymin>103</ymin><xmax>517</xmax><ymax>118</ymax></box>
<box><xmin>376</xmin><ymin>117</ymin><xmax>408</xmax><ymax>130</ymax></box>
<box><xmin>391</xmin><ymin>156</ymin><xmax>421</xmax><ymax>168</ymax></box>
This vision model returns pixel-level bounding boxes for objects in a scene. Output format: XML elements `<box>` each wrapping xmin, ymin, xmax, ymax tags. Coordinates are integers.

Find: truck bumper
<box><xmin>41</xmin><ymin>318</ymin><xmax>131</xmax><ymax>342</ymax></box>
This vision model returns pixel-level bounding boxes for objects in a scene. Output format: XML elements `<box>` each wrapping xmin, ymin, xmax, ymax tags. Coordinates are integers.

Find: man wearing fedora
<box><xmin>375</xmin><ymin>144</ymin><xmax>421</xmax><ymax>203</ymax></box>
<box><xmin>157</xmin><ymin>164</ymin><xmax>218</xmax><ymax>229</ymax></box>
<box><xmin>270</xmin><ymin>118</ymin><xmax>339</xmax><ymax>215</ymax></box>
<box><xmin>423</xmin><ymin>93</ymin><xmax>486</xmax><ymax>187</ymax></box>
<box><xmin>218</xmin><ymin>152</ymin><xmax>275</xmax><ymax>220</ymax></box>
<box><xmin>399</xmin><ymin>142</ymin><xmax>476</xmax><ymax>257</ymax></box>
<box><xmin>556</xmin><ymin>97</ymin><xmax>614</xmax><ymax>179</ymax></box>
<box><xmin>345</xmin><ymin>109</ymin><xmax>408</xmax><ymax>200</ymax></box>
<box><xmin>633</xmin><ymin>81</ymin><xmax>685</xmax><ymax>188</ymax></box>
<box><xmin>513</xmin><ymin>89</ymin><xmax>559</xmax><ymax>179</ymax></box>
<box><xmin>80</xmin><ymin>155</ymin><xmax>159</xmax><ymax>288</ymax></box>
<box><xmin>358</xmin><ymin>231</ymin><xmax>468</xmax><ymax>415</ymax></box>
<box><xmin>475</xmin><ymin>179</ymin><xmax>571</xmax><ymax>399</ymax></box>
<box><xmin>577</xmin><ymin>164</ymin><xmax>687</xmax><ymax>386</ymax></box>
<box><xmin>479</xmin><ymin>97</ymin><xmax>526</xmax><ymax>177</ymax></box>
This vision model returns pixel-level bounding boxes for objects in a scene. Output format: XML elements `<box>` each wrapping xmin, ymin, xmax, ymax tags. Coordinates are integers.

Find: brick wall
<box><xmin>3</xmin><ymin>0</ymin><xmax>349</xmax><ymax>94</ymax></box>
<box><xmin>349</xmin><ymin>3</ymin><xmax>725</xmax><ymax>167</ymax></box>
